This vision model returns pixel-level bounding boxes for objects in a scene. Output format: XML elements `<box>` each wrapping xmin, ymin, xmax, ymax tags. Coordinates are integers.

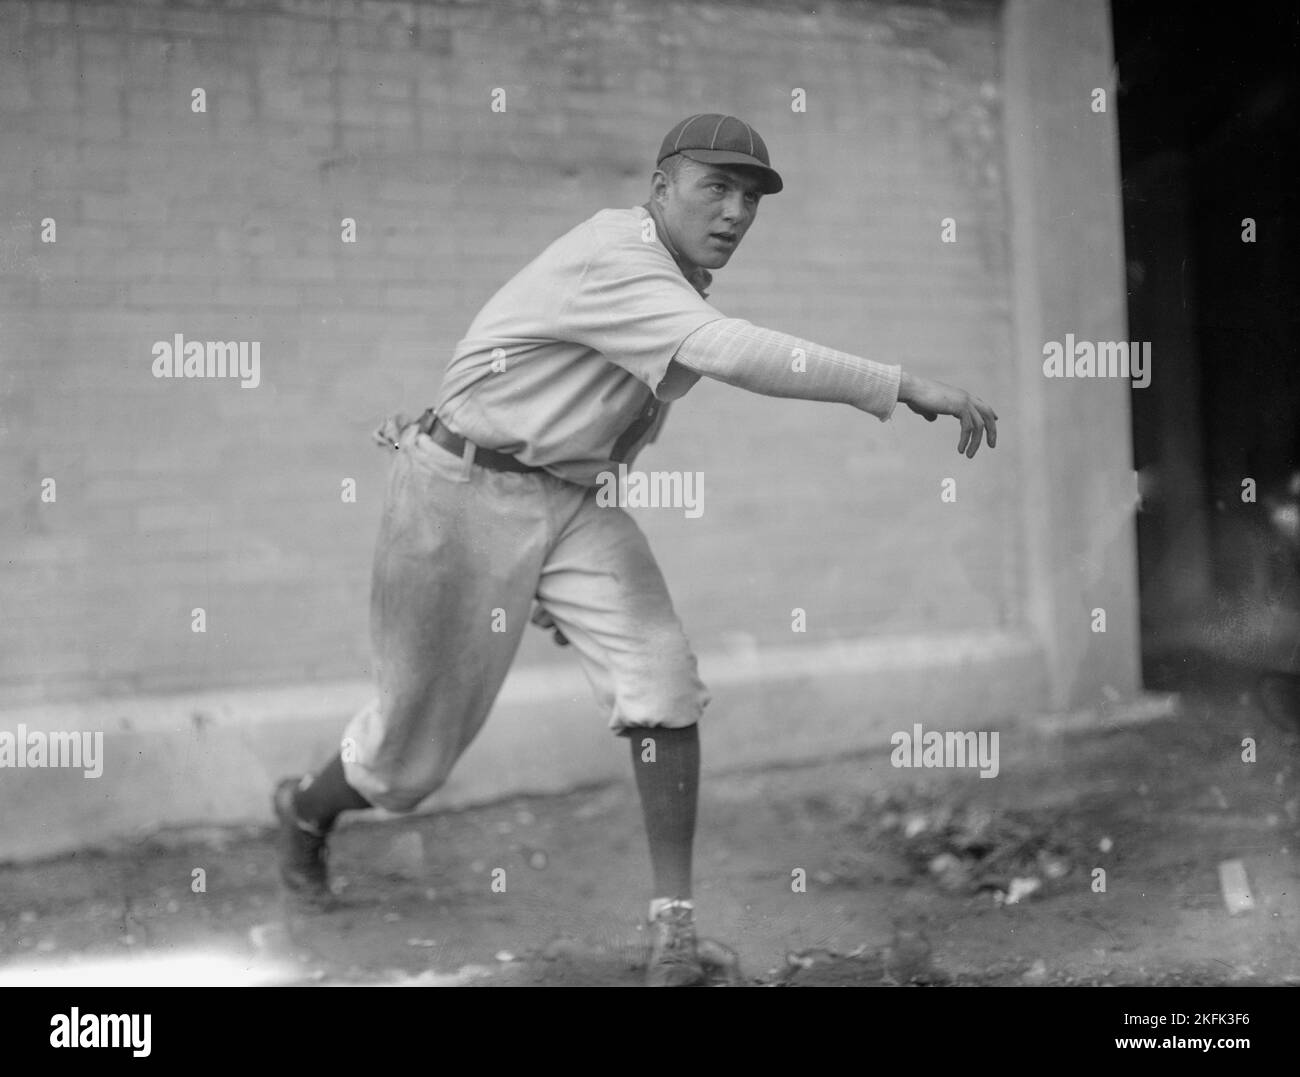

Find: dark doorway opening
<box><xmin>1111</xmin><ymin>2</ymin><xmax>1299</xmax><ymax>718</ymax></box>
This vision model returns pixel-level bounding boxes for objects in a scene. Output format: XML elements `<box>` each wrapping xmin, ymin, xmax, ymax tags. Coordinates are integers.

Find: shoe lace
<box><xmin>282</xmin><ymin>786</ymin><xmax>330</xmax><ymax>864</ymax></box>
<box><xmin>299</xmin><ymin>825</ymin><xmax>328</xmax><ymax>863</ymax></box>
<box><xmin>653</xmin><ymin>904</ymin><xmax>696</xmax><ymax>956</ymax></box>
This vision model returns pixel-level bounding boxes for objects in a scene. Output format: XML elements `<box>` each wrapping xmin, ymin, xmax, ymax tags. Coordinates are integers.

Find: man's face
<box><xmin>651</xmin><ymin>157</ymin><xmax>764</xmax><ymax>270</ymax></box>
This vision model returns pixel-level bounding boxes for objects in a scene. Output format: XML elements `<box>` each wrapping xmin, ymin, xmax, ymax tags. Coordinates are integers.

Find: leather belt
<box><xmin>416</xmin><ymin>408</ymin><xmax>544</xmax><ymax>474</ymax></box>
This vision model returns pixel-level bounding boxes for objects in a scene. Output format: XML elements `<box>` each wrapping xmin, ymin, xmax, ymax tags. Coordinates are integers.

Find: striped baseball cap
<box><xmin>657</xmin><ymin>113</ymin><xmax>783</xmax><ymax>194</ymax></box>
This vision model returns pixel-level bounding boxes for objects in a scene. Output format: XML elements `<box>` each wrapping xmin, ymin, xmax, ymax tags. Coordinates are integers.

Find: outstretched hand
<box><xmin>899</xmin><ymin>373</ymin><xmax>999</xmax><ymax>458</ymax></box>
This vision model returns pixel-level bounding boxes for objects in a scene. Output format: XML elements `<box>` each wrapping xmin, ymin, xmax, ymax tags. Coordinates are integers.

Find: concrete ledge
<box><xmin>0</xmin><ymin>630</ymin><xmax>1048</xmax><ymax>862</ymax></box>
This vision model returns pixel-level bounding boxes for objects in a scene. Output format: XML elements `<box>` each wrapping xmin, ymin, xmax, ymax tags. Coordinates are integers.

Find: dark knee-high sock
<box><xmin>293</xmin><ymin>753</ymin><xmax>370</xmax><ymax>831</ymax></box>
<box><xmin>629</xmin><ymin>724</ymin><xmax>699</xmax><ymax>901</ymax></box>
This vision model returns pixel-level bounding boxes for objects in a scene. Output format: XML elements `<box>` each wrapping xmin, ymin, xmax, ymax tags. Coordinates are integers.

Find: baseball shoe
<box><xmin>273</xmin><ymin>777</ymin><xmax>334</xmax><ymax>908</ymax></box>
<box><xmin>645</xmin><ymin>899</ymin><xmax>705</xmax><ymax>987</ymax></box>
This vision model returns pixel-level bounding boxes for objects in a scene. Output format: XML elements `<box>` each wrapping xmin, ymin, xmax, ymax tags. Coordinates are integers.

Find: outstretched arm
<box><xmin>672</xmin><ymin>318</ymin><xmax>901</xmax><ymax>419</ymax></box>
<box><xmin>672</xmin><ymin>318</ymin><xmax>998</xmax><ymax>457</ymax></box>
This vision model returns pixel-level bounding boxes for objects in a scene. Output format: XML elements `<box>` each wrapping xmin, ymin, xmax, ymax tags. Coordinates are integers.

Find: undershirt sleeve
<box><xmin>672</xmin><ymin>317</ymin><xmax>902</xmax><ymax>421</ymax></box>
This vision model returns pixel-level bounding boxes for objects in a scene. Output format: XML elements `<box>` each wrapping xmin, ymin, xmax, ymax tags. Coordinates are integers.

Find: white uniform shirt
<box><xmin>435</xmin><ymin>206</ymin><xmax>724</xmax><ymax>487</ymax></box>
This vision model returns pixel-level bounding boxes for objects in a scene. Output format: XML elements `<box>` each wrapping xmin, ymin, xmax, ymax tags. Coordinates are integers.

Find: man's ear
<box><xmin>650</xmin><ymin>169</ymin><xmax>671</xmax><ymax>204</ymax></box>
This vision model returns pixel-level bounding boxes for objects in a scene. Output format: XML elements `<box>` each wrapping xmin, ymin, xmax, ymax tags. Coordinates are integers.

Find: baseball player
<box><xmin>274</xmin><ymin>113</ymin><xmax>998</xmax><ymax>986</ymax></box>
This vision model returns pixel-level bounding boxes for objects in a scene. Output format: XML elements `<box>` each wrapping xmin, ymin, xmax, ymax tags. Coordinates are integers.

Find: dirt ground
<box><xmin>1</xmin><ymin>670</ymin><xmax>1297</xmax><ymax>988</ymax></box>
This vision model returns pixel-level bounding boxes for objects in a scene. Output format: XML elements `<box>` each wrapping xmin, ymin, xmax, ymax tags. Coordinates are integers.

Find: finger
<box><xmin>980</xmin><ymin>406</ymin><xmax>997</xmax><ymax>448</ymax></box>
<box><xmin>970</xmin><ymin>401</ymin><xmax>996</xmax><ymax>449</ymax></box>
<box><xmin>966</xmin><ymin>413</ymin><xmax>985</xmax><ymax>458</ymax></box>
<box><xmin>957</xmin><ymin>414</ymin><xmax>972</xmax><ymax>455</ymax></box>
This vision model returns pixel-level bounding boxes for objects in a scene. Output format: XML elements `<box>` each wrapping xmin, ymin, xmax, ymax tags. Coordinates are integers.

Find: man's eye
<box><xmin>709</xmin><ymin>184</ymin><xmax>727</xmax><ymax>194</ymax></box>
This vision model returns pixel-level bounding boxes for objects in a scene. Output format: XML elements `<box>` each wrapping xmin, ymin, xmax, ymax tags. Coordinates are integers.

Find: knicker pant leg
<box><xmin>341</xmin><ymin>424</ymin><xmax>551</xmax><ymax>812</ymax></box>
<box><xmin>535</xmin><ymin>490</ymin><xmax>709</xmax><ymax>734</ymax></box>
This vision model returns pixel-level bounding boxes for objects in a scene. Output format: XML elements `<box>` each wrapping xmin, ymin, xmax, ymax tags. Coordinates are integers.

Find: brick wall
<box><xmin>0</xmin><ymin>0</ymin><xmax>1016</xmax><ymax>705</ymax></box>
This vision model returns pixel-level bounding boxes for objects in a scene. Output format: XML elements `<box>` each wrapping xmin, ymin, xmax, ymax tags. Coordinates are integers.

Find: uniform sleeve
<box><xmin>557</xmin><ymin>225</ymin><xmax>727</xmax><ymax>397</ymax></box>
<box><xmin>673</xmin><ymin>317</ymin><xmax>902</xmax><ymax>421</ymax></box>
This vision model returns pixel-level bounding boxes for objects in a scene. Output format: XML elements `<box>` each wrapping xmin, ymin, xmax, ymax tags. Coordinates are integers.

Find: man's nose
<box><xmin>720</xmin><ymin>192</ymin><xmax>750</xmax><ymax>226</ymax></box>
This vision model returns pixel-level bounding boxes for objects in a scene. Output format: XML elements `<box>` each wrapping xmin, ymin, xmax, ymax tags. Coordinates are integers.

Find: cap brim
<box><xmin>676</xmin><ymin>149</ymin><xmax>784</xmax><ymax>194</ymax></box>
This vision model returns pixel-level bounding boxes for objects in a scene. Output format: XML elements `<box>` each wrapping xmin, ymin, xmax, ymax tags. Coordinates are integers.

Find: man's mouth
<box><xmin>709</xmin><ymin>232</ymin><xmax>738</xmax><ymax>246</ymax></box>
